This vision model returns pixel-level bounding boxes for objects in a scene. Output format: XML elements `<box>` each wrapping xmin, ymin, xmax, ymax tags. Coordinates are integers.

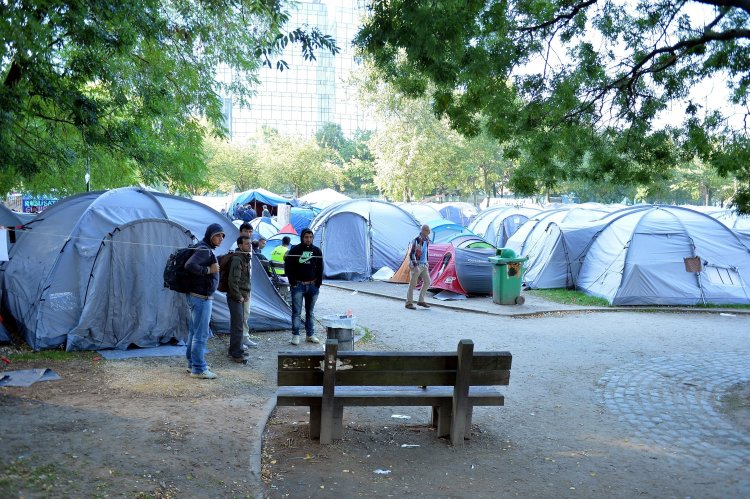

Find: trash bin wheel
<box><xmin>515</xmin><ymin>295</ymin><xmax>525</xmax><ymax>305</ymax></box>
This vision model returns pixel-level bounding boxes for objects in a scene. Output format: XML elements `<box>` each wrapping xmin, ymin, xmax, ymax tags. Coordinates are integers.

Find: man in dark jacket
<box><xmin>184</xmin><ymin>223</ymin><xmax>224</xmax><ymax>379</ymax></box>
<box><xmin>226</xmin><ymin>235</ymin><xmax>252</xmax><ymax>363</ymax></box>
<box><xmin>284</xmin><ymin>228</ymin><xmax>323</xmax><ymax>345</ymax></box>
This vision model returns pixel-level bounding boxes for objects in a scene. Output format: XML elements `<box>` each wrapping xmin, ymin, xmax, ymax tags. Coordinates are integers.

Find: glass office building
<box><xmin>217</xmin><ymin>0</ymin><xmax>371</xmax><ymax>141</ymax></box>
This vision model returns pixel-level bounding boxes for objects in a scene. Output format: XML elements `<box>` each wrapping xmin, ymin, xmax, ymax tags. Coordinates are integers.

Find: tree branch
<box><xmin>517</xmin><ymin>0</ymin><xmax>599</xmax><ymax>33</ymax></box>
<box><xmin>693</xmin><ymin>0</ymin><xmax>750</xmax><ymax>16</ymax></box>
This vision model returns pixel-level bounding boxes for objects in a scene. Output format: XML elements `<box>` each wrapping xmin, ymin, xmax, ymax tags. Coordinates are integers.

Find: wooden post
<box><xmin>319</xmin><ymin>339</ymin><xmax>338</xmax><ymax>444</ymax></box>
<box><xmin>451</xmin><ymin>339</ymin><xmax>473</xmax><ymax>445</ymax></box>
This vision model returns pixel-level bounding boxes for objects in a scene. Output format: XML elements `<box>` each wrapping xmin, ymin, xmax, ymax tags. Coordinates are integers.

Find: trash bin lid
<box><xmin>497</xmin><ymin>248</ymin><xmax>517</xmax><ymax>258</ymax></box>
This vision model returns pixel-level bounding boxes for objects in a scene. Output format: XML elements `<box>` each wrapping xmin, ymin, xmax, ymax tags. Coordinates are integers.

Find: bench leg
<box><xmin>332</xmin><ymin>404</ymin><xmax>344</xmax><ymax>440</ymax></box>
<box><xmin>435</xmin><ymin>402</ymin><xmax>452</xmax><ymax>438</ymax></box>
<box><xmin>464</xmin><ymin>407</ymin><xmax>473</xmax><ymax>440</ymax></box>
<box><xmin>309</xmin><ymin>406</ymin><xmax>321</xmax><ymax>440</ymax></box>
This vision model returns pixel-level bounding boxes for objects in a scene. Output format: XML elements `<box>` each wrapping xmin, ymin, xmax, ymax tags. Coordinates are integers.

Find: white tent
<box><xmin>298</xmin><ymin>188</ymin><xmax>350</xmax><ymax>209</ymax></box>
<box><xmin>577</xmin><ymin>205</ymin><xmax>750</xmax><ymax>305</ymax></box>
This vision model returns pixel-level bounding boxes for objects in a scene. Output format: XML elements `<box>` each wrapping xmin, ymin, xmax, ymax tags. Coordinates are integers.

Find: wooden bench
<box><xmin>276</xmin><ymin>339</ymin><xmax>512</xmax><ymax>445</ymax></box>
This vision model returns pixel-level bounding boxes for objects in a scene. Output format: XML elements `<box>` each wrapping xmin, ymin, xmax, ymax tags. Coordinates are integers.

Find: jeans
<box><xmin>291</xmin><ymin>283</ymin><xmax>319</xmax><ymax>336</ymax></box>
<box><xmin>186</xmin><ymin>294</ymin><xmax>213</xmax><ymax>374</ymax></box>
<box><xmin>227</xmin><ymin>297</ymin><xmax>244</xmax><ymax>359</ymax></box>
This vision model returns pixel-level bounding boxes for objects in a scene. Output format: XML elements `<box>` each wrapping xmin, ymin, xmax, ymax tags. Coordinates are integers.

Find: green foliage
<box><xmin>1</xmin><ymin>0</ymin><xmax>339</xmax><ymax>195</ymax></box>
<box><xmin>356</xmin><ymin>0</ymin><xmax>750</xmax><ymax>211</ymax></box>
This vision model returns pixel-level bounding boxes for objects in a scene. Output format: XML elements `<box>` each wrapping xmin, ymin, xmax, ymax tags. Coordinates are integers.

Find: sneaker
<box><xmin>306</xmin><ymin>335</ymin><xmax>320</xmax><ymax>344</ymax></box>
<box><xmin>190</xmin><ymin>370</ymin><xmax>217</xmax><ymax>379</ymax></box>
<box><xmin>242</xmin><ymin>337</ymin><xmax>258</xmax><ymax>348</ymax></box>
<box><xmin>230</xmin><ymin>356</ymin><xmax>248</xmax><ymax>364</ymax></box>
<box><xmin>405</xmin><ymin>303</ymin><xmax>416</xmax><ymax>310</ymax></box>
<box><xmin>290</xmin><ymin>335</ymin><xmax>300</xmax><ymax>345</ymax></box>
<box><xmin>417</xmin><ymin>302</ymin><xmax>431</xmax><ymax>308</ymax></box>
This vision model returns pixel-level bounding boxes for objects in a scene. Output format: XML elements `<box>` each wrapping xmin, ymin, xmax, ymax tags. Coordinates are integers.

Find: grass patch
<box><xmin>694</xmin><ymin>302</ymin><xmax>750</xmax><ymax>309</ymax></box>
<box><xmin>357</xmin><ymin>326</ymin><xmax>375</xmax><ymax>344</ymax></box>
<box><xmin>526</xmin><ymin>288</ymin><xmax>610</xmax><ymax>307</ymax></box>
<box><xmin>8</xmin><ymin>350</ymin><xmax>100</xmax><ymax>362</ymax></box>
<box><xmin>0</xmin><ymin>459</ymin><xmax>60</xmax><ymax>496</ymax></box>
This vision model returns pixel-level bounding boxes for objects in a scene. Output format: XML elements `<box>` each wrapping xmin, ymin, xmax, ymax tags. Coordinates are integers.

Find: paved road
<box><xmin>303</xmin><ymin>283</ymin><xmax>750</xmax><ymax>497</ymax></box>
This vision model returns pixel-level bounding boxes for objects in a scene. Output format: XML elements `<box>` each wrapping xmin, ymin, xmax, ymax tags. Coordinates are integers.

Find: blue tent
<box><xmin>290</xmin><ymin>206</ymin><xmax>320</xmax><ymax>234</ymax></box>
<box><xmin>310</xmin><ymin>200</ymin><xmax>421</xmax><ymax>280</ymax></box>
<box><xmin>426</xmin><ymin>218</ymin><xmax>475</xmax><ymax>243</ymax></box>
<box><xmin>230</xmin><ymin>188</ymin><xmax>294</xmax><ymax>218</ymax></box>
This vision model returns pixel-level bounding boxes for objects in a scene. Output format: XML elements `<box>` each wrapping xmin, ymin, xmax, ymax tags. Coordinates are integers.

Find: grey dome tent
<box><xmin>310</xmin><ymin>199</ymin><xmax>421</xmax><ymax>280</ymax></box>
<box><xmin>505</xmin><ymin>207</ymin><xmax>612</xmax><ymax>289</ymax></box>
<box><xmin>576</xmin><ymin>205</ymin><xmax>750</xmax><ymax>305</ymax></box>
<box><xmin>469</xmin><ymin>206</ymin><xmax>541</xmax><ymax>248</ymax></box>
<box><xmin>1</xmin><ymin>187</ymin><xmax>238</xmax><ymax>351</ymax></box>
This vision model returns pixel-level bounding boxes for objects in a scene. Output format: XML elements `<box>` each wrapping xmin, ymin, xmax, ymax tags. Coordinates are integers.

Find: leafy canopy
<box><xmin>355</xmin><ymin>0</ymin><xmax>750</xmax><ymax>210</ymax></box>
<box><xmin>0</xmin><ymin>0</ymin><xmax>338</xmax><ymax>195</ymax></box>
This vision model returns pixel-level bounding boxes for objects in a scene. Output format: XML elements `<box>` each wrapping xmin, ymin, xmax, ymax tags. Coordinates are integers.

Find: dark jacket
<box><xmin>185</xmin><ymin>223</ymin><xmax>223</xmax><ymax>297</ymax></box>
<box><xmin>285</xmin><ymin>240</ymin><xmax>323</xmax><ymax>288</ymax></box>
<box><xmin>227</xmin><ymin>252</ymin><xmax>250</xmax><ymax>301</ymax></box>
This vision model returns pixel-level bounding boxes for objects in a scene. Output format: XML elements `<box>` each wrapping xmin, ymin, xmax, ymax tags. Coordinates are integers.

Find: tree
<box><xmin>1</xmin><ymin>0</ymin><xmax>338</xmax><ymax>195</ymax></box>
<box><xmin>203</xmin><ymin>137</ymin><xmax>261</xmax><ymax>193</ymax></box>
<box><xmin>255</xmin><ymin>129</ymin><xmax>339</xmax><ymax>197</ymax></box>
<box><xmin>355</xmin><ymin>1</ymin><xmax>750</xmax><ymax>210</ymax></box>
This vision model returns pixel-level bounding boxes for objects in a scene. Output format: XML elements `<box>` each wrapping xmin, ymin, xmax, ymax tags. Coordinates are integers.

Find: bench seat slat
<box><xmin>277</xmin><ymin>386</ymin><xmax>505</xmax><ymax>407</ymax></box>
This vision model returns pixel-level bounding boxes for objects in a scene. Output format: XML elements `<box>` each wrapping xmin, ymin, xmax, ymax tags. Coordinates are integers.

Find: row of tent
<box><xmin>4</xmin><ymin>188</ymin><xmax>750</xmax><ymax>351</ymax></box>
<box><xmin>1</xmin><ymin>188</ymin><xmax>292</xmax><ymax>351</ymax></box>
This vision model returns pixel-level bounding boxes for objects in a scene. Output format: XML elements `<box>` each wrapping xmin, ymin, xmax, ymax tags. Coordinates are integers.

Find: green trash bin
<box><xmin>488</xmin><ymin>248</ymin><xmax>528</xmax><ymax>305</ymax></box>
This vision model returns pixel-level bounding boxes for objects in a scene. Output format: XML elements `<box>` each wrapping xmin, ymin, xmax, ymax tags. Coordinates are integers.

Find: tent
<box><xmin>247</xmin><ymin>252</ymin><xmax>292</xmax><ymax>330</ymax></box>
<box><xmin>310</xmin><ymin>199</ymin><xmax>421</xmax><ymax>280</ymax></box>
<box><xmin>1</xmin><ymin>187</ymin><xmax>239</xmax><ymax>351</ymax></box>
<box><xmin>289</xmin><ymin>206</ymin><xmax>320</xmax><ymax>234</ymax></box>
<box><xmin>468</xmin><ymin>206</ymin><xmax>541</xmax><ymax>247</ymax></box>
<box><xmin>261</xmin><ymin>233</ymin><xmax>300</xmax><ymax>259</ymax></box>
<box><xmin>576</xmin><ymin>205</ymin><xmax>750</xmax><ymax>305</ymax></box>
<box><xmin>429</xmin><ymin>242</ymin><xmax>496</xmax><ymax>297</ymax></box>
<box><xmin>426</xmin><ymin>218</ymin><xmax>475</xmax><ymax>243</ymax></box>
<box><xmin>397</xmin><ymin>203</ymin><xmax>442</xmax><ymax>224</ymax></box>
<box><xmin>250</xmin><ymin>216</ymin><xmax>282</xmax><ymax>240</ymax></box>
<box><xmin>230</xmin><ymin>188</ymin><xmax>292</xmax><ymax>219</ymax></box>
<box><xmin>0</xmin><ymin>204</ymin><xmax>33</xmax><ymax>248</ymax></box>
<box><xmin>438</xmin><ymin>202</ymin><xmax>478</xmax><ymax>227</ymax></box>
<box><xmin>504</xmin><ymin>207</ymin><xmax>613</xmax><ymax>289</ymax></box>
<box><xmin>297</xmin><ymin>188</ymin><xmax>350</xmax><ymax>209</ymax></box>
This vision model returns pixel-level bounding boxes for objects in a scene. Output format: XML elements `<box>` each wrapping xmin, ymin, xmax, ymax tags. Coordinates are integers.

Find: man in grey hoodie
<box><xmin>184</xmin><ymin>223</ymin><xmax>224</xmax><ymax>379</ymax></box>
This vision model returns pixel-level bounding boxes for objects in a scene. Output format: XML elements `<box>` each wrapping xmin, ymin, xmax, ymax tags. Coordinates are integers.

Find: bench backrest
<box><xmin>278</xmin><ymin>340</ymin><xmax>512</xmax><ymax>387</ymax></box>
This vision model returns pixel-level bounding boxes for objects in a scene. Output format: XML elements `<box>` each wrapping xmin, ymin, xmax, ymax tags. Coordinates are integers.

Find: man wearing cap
<box><xmin>184</xmin><ymin>223</ymin><xmax>225</xmax><ymax>379</ymax></box>
<box><xmin>285</xmin><ymin>228</ymin><xmax>323</xmax><ymax>345</ymax></box>
<box><xmin>405</xmin><ymin>224</ymin><xmax>432</xmax><ymax>310</ymax></box>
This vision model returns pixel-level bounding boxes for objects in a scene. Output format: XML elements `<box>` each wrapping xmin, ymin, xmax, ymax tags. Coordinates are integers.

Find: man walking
<box><xmin>226</xmin><ymin>235</ymin><xmax>252</xmax><ymax>363</ymax></box>
<box><xmin>184</xmin><ymin>223</ymin><xmax>225</xmax><ymax>379</ymax></box>
<box><xmin>405</xmin><ymin>224</ymin><xmax>432</xmax><ymax>310</ymax></box>
<box><xmin>285</xmin><ymin>228</ymin><xmax>323</xmax><ymax>345</ymax></box>
<box><xmin>270</xmin><ymin>236</ymin><xmax>291</xmax><ymax>275</ymax></box>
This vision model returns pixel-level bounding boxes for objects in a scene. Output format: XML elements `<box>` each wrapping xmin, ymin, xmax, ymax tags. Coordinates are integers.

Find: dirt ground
<box><xmin>0</xmin><ymin>333</ymin><xmax>282</xmax><ymax>498</ymax></box>
<box><xmin>2</xmin><ymin>286</ymin><xmax>749</xmax><ymax>498</ymax></box>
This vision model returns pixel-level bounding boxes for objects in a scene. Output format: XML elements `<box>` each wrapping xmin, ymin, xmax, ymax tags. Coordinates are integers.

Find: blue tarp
<box><xmin>230</xmin><ymin>189</ymin><xmax>295</xmax><ymax>218</ymax></box>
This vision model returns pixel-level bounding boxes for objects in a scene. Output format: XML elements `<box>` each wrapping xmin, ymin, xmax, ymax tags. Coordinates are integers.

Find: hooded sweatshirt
<box><xmin>284</xmin><ymin>229</ymin><xmax>323</xmax><ymax>287</ymax></box>
<box><xmin>185</xmin><ymin>223</ymin><xmax>224</xmax><ymax>297</ymax></box>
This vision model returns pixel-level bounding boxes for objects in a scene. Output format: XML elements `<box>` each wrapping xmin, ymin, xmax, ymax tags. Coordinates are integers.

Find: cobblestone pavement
<box><xmin>597</xmin><ymin>351</ymin><xmax>750</xmax><ymax>485</ymax></box>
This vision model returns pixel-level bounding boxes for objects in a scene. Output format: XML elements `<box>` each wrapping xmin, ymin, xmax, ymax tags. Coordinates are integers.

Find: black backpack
<box><xmin>163</xmin><ymin>245</ymin><xmax>198</xmax><ymax>293</ymax></box>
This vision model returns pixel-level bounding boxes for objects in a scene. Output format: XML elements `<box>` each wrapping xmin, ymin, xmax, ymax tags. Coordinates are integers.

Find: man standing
<box><xmin>270</xmin><ymin>236</ymin><xmax>291</xmax><ymax>275</ymax></box>
<box><xmin>184</xmin><ymin>223</ymin><xmax>224</xmax><ymax>379</ymax></box>
<box><xmin>262</xmin><ymin>205</ymin><xmax>271</xmax><ymax>218</ymax></box>
<box><xmin>285</xmin><ymin>228</ymin><xmax>323</xmax><ymax>345</ymax></box>
<box><xmin>405</xmin><ymin>224</ymin><xmax>432</xmax><ymax>310</ymax></box>
<box><xmin>237</xmin><ymin>223</ymin><xmax>257</xmax><ymax>349</ymax></box>
<box><xmin>226</xmin><ymin>235</ymin><xmax>252</xmax><ymax>363</ymax></box>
